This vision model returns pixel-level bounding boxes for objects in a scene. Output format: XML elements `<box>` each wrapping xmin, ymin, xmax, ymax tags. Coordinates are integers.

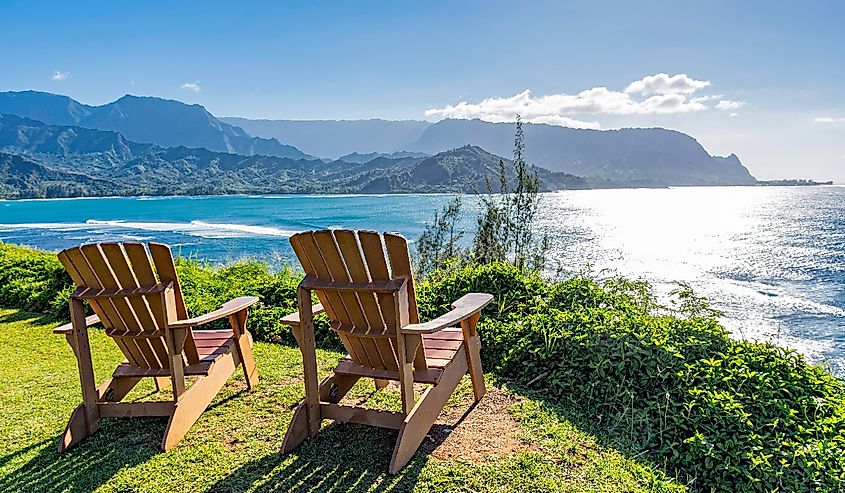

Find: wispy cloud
<box><xmin>814</xmin><ymin>116</ymin><xmax>845</xmax><ymax>123</ymax></box>
<box><xmin>425</xmin><ymin>73</ymin><xmax>735</xmax><ymax>128</ymax></box>
<box><xmin>181</xmin><ymin>81</ymin><xmax>201</xmax><ymax>92</ymax></box>
<box><xmin>51</xmin><ymin>70</ymin><xmax>71</xmax><ymax>81</ymax></box>
<box><xmin>716</xmin><ymin>100</ymin><xmax>746</xmax><ymax>111</ymax></box>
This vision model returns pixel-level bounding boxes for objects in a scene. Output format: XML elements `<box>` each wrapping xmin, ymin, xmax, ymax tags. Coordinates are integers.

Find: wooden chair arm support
<box><xmin>300</xmin><ymin>276</ymin><xmax>407</xmax><ymax>294</ymax></box>
<box><xmin>280</xmin><ymin>304</ymin><xmax>325</xmax><ymax>326</ymax></box>
<box><xmin>401</xmin><ymin>293</ymin><xmax>494</xmax><ymax>334</ymax></box>
<box><xmin>168</xmin><ymin>296</ymin><xmax>259</xmax><ymax>329</ymax></box>
<box><xmin>53</xmin><ymin>314</ymin><xmax>101</xmax><ymax>335</ymax></box>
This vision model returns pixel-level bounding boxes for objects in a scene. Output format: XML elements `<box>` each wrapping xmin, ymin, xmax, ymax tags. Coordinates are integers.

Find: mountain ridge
<box><xmin>0</xmin><ymin>115</ymin><xmax>585</xmax><ymax>198</ymax></box>
<box><xmin>405</xmin><ymin>119</ymin><xmax>757</xmax><ymax>186</ymax></box>
<box><xmin>222</xmin><ymin>117</ymin><xmax>432</xmax><ymax>159</ymax></box>
<box><xmin>0</xmin><ymin>91</ymin><xmax>314</xmax><ymax>160</ymax></box>
<box><xmin>224</xmin><ymin>115</ymin><xmax>756</xmax><ymax>185</ymax></box>
<box><xmin>338</xmin><ymin>150</ymin><xmax>430</xmax><ymax>163</ymax></box>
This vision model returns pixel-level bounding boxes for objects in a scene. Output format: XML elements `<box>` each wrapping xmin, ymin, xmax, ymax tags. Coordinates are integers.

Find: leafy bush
<box><xmin>416</xmin><ymin>261</ymin><xmax>549</xmax><ymax>324</ymax></box>
<box><xmin>414</xmin><ymin>117</ymin><xmax>549</xmax><ymax>277</ymax></box>
<box><xmin>418</xmin><ymin>263</ymin><xmax>845</xmax><ymax>492</ymax></box>
<box><xmin>173</xmin><ymin>257</ymin><xmax>338</xmax><ymax>348</ymax></box>
<box><xmin>0</xmin><ymin>243</ymin><xmax>72</xmax><ymax>318</ymax></box>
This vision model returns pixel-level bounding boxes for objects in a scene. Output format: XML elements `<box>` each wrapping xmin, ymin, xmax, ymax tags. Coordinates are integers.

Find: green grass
<box><xmin>0</xmin><ymin>308</ymin><xmax>681</xmax><ymax>492</ymax></box>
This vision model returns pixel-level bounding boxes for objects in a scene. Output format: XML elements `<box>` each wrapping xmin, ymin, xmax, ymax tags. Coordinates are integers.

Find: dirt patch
<box><xmin>331</xmin><ymin>380</ymin><xmax>536</xmax><ymax>462</ymax></box>
<box><xmin>421</xmin><ymin>387</ymin><xmax>537</xmax><ymax>462</ymax></box>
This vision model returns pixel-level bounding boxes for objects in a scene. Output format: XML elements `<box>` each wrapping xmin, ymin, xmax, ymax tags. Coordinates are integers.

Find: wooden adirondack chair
<box><xmin>53</xmin><ymin>242</ymin><xmax>259</xmax><ymax>452</ymax></box>
<box><xmin>280</xmin><ymin>230</ymin><xmax>493</xmax><ymax>473</ymax></box>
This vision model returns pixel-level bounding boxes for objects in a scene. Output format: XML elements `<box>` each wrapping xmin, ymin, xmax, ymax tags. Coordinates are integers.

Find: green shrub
<box><xmin>0</xmin><ymin>243</ymin><xmax>72</xmax><ymax>318</ymax></box>
<box><xmin>418</xmin><ymin>262</ymin><xmax>845</xmax><ymax>492</ymax></box>
<box><xmin>173</xmin><ymin>257</ymin><xmax>339</xmax><ymax>349</ymax></box>
<box><xmin>416</xmin><ymin>261</ymin><xmax>549</xmax><ymax>324</ymax></box>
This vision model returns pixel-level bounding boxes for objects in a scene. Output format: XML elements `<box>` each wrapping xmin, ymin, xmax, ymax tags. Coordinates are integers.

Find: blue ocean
<box><xmin>1</xmin><ymin>187</ymin><xmax>844</xmax><ymax>374</ymax></box>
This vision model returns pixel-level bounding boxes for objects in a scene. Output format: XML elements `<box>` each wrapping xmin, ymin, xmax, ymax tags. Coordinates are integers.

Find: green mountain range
<box><xmin>0</xmin><ymin>114</ymin><xmax>585</xmax><ymax>199</ymax></box>
<box><xmin>227</xmin><ymin>117</ymin><xmax>757</xmax><ymax>186</ymax></box>
<box><xmin>0</xmin><ymin>91</ymin><xmax>314</xmax><ymax>160</ymax></box>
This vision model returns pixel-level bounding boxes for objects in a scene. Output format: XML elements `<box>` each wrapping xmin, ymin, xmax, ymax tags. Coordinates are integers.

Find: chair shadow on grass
<box><xmin>0</xmin><ymin>418</ymin><xmax>163</xmax><ymax>492</ymax></box>
<box><xmin>208</xmin><ymin>421</ymin><xmax>440</xmax><ymax>493</ymax></box>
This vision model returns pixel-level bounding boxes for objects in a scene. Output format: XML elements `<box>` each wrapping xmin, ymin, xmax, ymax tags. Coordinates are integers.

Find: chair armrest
<box><xmin>53</xmin><ymin>314</ymin><xmax>101</xmax><ymax>335</ymax></box>
<box><xmin>280</xmin><ymin>304</ymin><xmax>325</xmax><ymax>326</ymax></box>
<box><xmin>168</xmin><ymin>296</ymin><xmax>259</xmax><ymax>329</ymax></box>
<box><xmin>401</xmin><ymin>293</ymin><xmax>493</xmax><ymax>334</ymax></box>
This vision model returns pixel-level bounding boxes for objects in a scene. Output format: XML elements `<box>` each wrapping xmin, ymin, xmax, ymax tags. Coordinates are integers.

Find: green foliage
<box><xmin>417</xmin><ymin>261</ymin><xmax>549</xmax><ymax>324</ymax></box>
<box><xmin>472</xmin><ymin>116</ymin><xmax>549</xmax><ymax>272</ymax></box>
<box><xmin>418</xmin><ymin>262</ymin><xmax>845</xmax><ymax>492</ymax></box>
<box><xmin>0</xmin><ymin>243</ymin><xmax>71</xmax><ymax>318</ymax></box>
<box><xmin>414</xmin><ymin>116</ymin><xmax>550</xmax><ymax>276</ymax></box>
<box><xmin>173</xmin><ymin>257</ymin><xmax>339</xmax><ymax>349</ymax></box>
<box><xmin>414</xmin><ymin>195</ymin><xmax>465</xmax><ymax>278</ymax></box>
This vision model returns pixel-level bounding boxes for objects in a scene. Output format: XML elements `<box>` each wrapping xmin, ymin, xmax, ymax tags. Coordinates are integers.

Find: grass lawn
<box><xmin>0</xmin><ymin>308</ymin><xmax>682</xmax><ymax>492</ymax></box>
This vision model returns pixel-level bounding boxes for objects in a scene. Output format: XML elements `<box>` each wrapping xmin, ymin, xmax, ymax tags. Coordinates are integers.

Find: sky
<box><xmin>0</xmin><ymin>0</ymin><xmax>843</xmax><ymax>181</ymax></box>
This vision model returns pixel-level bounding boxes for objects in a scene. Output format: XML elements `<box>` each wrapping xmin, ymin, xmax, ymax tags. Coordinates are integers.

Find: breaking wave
<box><xmin>0</xmin><ymin>220</ymin><xmax>300</xmax><ymax>239</ymax></box>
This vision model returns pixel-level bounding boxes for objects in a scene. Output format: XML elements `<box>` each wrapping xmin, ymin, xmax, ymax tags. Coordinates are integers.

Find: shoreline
<box><xmin>0</xmin><ymin>182</ymin><xmax>840</xmax><ymax>202</ymax></box>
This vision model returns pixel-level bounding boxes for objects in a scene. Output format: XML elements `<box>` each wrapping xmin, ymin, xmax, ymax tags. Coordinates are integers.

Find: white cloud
<box><xmin>181</xmin><ymin>82</ymin><xmax>201</xmax><ymax>92</ymax></box>
<box><xmin>624</xmin><ymin>73</ymin><xmax>710</xmax><ymax>95</ymax></box>
<box><xmin>716</xmin><ymin>100</ymin><xmax>746</xmax><ymax>111</ymax></box>
<box><xmin>51</xmin><ymin>70</ymin><xmax>71</xmax><ymax>81</ymax></box>
<box><xmin>729</xmin><ymin>112</ymin><xmax>739</xmax><ymax>118</ymax></box>
<box><xmin>521</xmin><ymin>113</ymin><xmax>600</xmax><ymax>129</ymax></box>
<box><xmin>691</xmin><ymin>94</ymin><xmax>723</xmax><ymax>104</ymax></box>
<box><xmin>814</xmin><ymin>116</ymin><xmax>845</xmax><ymax>123</ymax></box>
<box><xmin>425</xmin><ymin>73</ymin><xmax>728</xmax><ymax>128</ymax></box>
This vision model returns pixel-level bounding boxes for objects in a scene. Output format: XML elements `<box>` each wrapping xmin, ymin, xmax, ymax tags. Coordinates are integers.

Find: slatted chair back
<box><xmin>57</xmin><ymin>242</ymin><xmax>200</xmax><ymax>370</ymax></box>
<box><xmin>289</xmin><ymin>230</ymin><xmax>427</xmax><ymax>372</ymax></box>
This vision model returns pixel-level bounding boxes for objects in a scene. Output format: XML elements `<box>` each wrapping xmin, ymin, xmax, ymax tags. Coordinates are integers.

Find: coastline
<box><xmin>0</xmin><ymin>182</ymin><xmax>838</xmax><ymax>202</ymax></box>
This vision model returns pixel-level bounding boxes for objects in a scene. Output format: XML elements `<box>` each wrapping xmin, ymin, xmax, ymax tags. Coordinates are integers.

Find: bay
<box><xmin>1</xmin><ymin>187</ymin><xmax>843</xmax><ymax>374</ymax></box>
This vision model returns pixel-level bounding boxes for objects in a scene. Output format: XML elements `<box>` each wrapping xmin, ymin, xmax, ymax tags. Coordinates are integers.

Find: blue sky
<box><xmin>1</xmin><ymin>0</ymin><xmax>843</xmax><ymax>180</ymax></box>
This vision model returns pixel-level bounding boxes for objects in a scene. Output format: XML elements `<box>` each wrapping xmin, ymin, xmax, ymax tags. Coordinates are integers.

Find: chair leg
<box><xmin>59</xmin><ymin>298</ymin><xmax>102</xmax><ymax>453</ymax></box>
<box><xmin>58</xmin><ymin>404</ymin><xmax>97</xmax><ymax>453</ymax></box>
<box><xmin>229</xmin><ymin>311</ymin><xmax>259</xmax><ymax>390</ymax></box>
<box><xmin>161</xmin><ymin>350</ymin><xmax>236</xmax><ymax>451</ymax></box>
<box><xmin>389</xmin><ymin>351</ymin><xmax>469</xmax><ymax>474</ymax></box>
<box><xmin>461</xmin><ymin>313</ymin><xmax>486</xmax><ymax>401</ymax></box>
<box><xmin>281</xmin><ymin>402</ymin><xmax>310</xmax><ymax>453</ymax></box>
<box><xmin>282</xmin><ymin>374</ymin><xmax>360</xmax><ymax>454</ymax></box>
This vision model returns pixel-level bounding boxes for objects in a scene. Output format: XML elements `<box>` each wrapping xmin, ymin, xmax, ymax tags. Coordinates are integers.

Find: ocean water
<box><xmin>1</xmin><ymin>187</ymin><xmax>844</xmax><ymax>374</ymax></box>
